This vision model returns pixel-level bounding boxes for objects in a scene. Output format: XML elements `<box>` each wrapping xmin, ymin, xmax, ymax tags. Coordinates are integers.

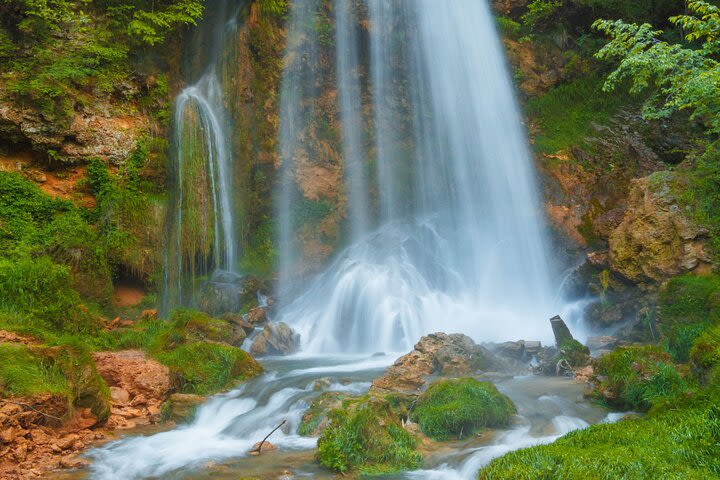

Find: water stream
<box><xmin>87</xmin><ymin>0</ymin><xmax>606</xmax><ymax>478</ymax></box>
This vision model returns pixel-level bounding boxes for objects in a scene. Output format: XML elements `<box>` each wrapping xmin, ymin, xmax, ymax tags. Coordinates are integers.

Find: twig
<box><xmin>1</xmin><ymin>399</ymin><xmax>64</xmax><ymax>421</ymax></box>
<box><xmin>250</xmin><ymin>419</ymin><xmax>286</xmax><ymax>454</ymax></box>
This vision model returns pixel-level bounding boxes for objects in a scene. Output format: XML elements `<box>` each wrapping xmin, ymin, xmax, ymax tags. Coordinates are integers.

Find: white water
<box><xmin>277</xmin><ymin>0</ymin><xmax>563</xmax><ymax>353</ymax></box>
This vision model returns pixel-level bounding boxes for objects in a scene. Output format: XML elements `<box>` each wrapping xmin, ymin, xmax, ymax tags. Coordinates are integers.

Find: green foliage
<box><xmin>317</xmin><ymin>395</ymin><xmax>423</xmax><ymax>475</ymax></box>
<box><xmin>258</xmin><ymin>0</ymin><xmax>287</xmax><ymax>18</ymax></box>
<box><xmin>241</xmin><ymin>215</ymin><xmax>277</xmax><ymax>279</ymax></box>
<box><xmin>522</xmin><ymin>1</ymin><xmax>563</xmax><ymax>29</ymax></box>
<box><xmin>658</xmin><ymin>274</ymin><xmax>720</xmax><ymax>362</ymax></box>
<box><xmin>412</xmin><ymin>378</ymin><xmax>516</xmax><ymax>441</ymax></box>
<box><xmin>594</xmin><ymin>1</ymin><xmax>720</xmax><ymax>136</ymax></box>
<box><xmin>478</xmin><ymin>392</ymin><xmax>720</xmax><ymax>479</ymax></box>
<box><xmin>123</xmin><ymin>0</ymin><xmax>204</xmax><ymax>46</ymax></box>
<box><xmin>0</xmin><ymin>255</ymin><xmax>101</xmax><ymax>334</ymax></box>
<box><xmin>526</xmin><ymin>75</ymin><xmax>628</xmax><ymax>153</ymax></box>
<box><xmin>690</xmin><ymin>323</ymin><xmax>720</xmax><ymax>384</ymax></box>
<box><xmin>592</xmin><ymin>345</ymin><xmax>688</xmax><ymax>411</ymax></box>
<box><xmin>294</xmin><ymin>198</ymin><xmax>333</xmax><ymax>227</ymax></box>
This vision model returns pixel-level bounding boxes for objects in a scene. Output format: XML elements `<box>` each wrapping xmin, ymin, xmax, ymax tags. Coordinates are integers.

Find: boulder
<box><xmin>250</xmin><ymin>322</ymin><xmax>299</xmax><ymax>356</ymax></box>
<box><xmin>162</xmin><ymin>393</ymin><xmax>206</xmax><ymax>422</ymax></box>
<box><xmin>197</xmin><ymin>271</ymin><xmax>262</xmax><ymax>316</ymax></box>
<box><xmin>586</xmin><ymin>336</ymin><xmax>620</xmax><ymax>352</ymax></box>
<box><xmin>371</xmin><ymin>333</ymin><xmax>509</xmax><ymax>395</ymax></box>
<box><xmin>609</xmin><ymin>173</ymin><xmax>713</xmax><ymax>282</ymax></box>
<box><xmin>550</xmin><ymin>315</ymin><xmax>575</xmax><ymax>348</ymax></box>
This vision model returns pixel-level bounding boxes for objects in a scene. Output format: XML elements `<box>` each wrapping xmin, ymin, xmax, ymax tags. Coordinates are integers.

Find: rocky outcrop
<box><xmin>371</xmin><ymin>333</ymin><xmax>508</xmax><ymax>395</ymax></box>
<box><xmin>92</xmin><ymin>350</ymin><xmax>171</xmax><ymax>429</ymax></box>
<box><xmin>0</xmin><ymin>89</ymin><xmax>149</xmax><ymax>165</ymax></box>
<box><xmin>249</xmin><ymin>322</ymin><xmax>299</xmax><ymax>356</ymax></box>
<box><xmin>609</xmin><ymin>172</ymin><xmax>713</xmax><ymax>282</ymax></box>
<box><xmin>162</xmin><ymin>393</ymin><xmax>205</xmax><ymax>423</ymax></box>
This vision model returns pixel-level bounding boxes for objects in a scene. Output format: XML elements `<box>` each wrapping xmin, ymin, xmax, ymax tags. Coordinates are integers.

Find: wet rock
<box><xmin>109</xmin><ymin>387</ymin><xmax>130</xmax><ymax>405</ymax></box>
<box><xmin>197</xmin><ymin>271</ymin><xmax>264</xmax><ymax>316</ymax></box>
<box><xmin>246</xmin><ymin>306</ymin><xmax>267</xmax><ymax>325</ymax></box>
<box><xmin>586</xmin><ymin>336</ymin><xmax>619</xmax><ymax>352</ymax></box>
<box><xmin>299</xmin><ymin>392</ymin><xmax>349</xmax><ymax>436</ymax></box>
<box><xmin>371</xmin><ymin>333</ymin><xmax>511</xmax><ymax>395</ymax></box>
<box><xmin>249</xmin><ymin>441</ymin><xmax>277</xmax><ymax>455</ymax></box>
<box><xmin>609</xmin><ymin>172</ymin><xmax>713</xmax><ymax>282</ymax></box>
<box><xmin>250</xmin><ymin>322</ymin><xmax>299</xmax><ymax>356</ymax></box>
<box><xmin>493</xmin><ymin>341</ymin><xmax>525</xmax><ymax>360</ymax></box>
<box><xmin>550</xmin><ymin>315</ymin><xmax>575</xmax><ymax>348</ymax></box>
<box><xmin>163</xmin><ymin>393</ymin><xmax>206</xmax><ymax>422</ymax></box>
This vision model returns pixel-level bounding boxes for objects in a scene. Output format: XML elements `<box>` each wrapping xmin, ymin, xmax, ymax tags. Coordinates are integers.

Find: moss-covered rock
<box><xmin>298</xmin><ymin>391</ymin><xmax>349</xmax><ymax>436</ymax></box>
<box><xmin>155</xmin><ymin>342</ymin><xmax>262</xmax><ymax>395</ymax></box>
<box><xmin>559</xmin><ymin>339</ymin><xmax>591</xmax><ymax>368</ymax></box>
<box><xmin>412</xmin><ymin>378</ymin><xmax>516</xmax><ymax>440</ymax></box>
<box><xmin>161</xmin><ymin>393</ymin><xmax>206</xmax><ymax>423</ymax></box>
<box><xmin>317</xmin><ymin>395</ymin><xmax>423</xmax><ymax>475</ymax></box>
<box><xmin>690</xmin><ymin>324</ymin><xmax>720</xmax><ymax>385</ymax></box>
<box><xmin>590</xmin><ymin>346</ymin><xmax>687</xmax><ymax>411</ymax></box>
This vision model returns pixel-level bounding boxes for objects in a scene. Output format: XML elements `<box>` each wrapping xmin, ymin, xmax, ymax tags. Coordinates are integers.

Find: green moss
<box><xmin>658</xmin><ymin>274</ymin><xmax>720</xmax><ymax>362</ymax></box>
<box><xmin>155</xmin><ymin>342</ymin><xmax>262</xmax><ymax>395</ymax></box>
<box><xmin>560</xmin><ymin>339</ymin><xmax>591</xmax><ymax>368</ymax></box>
<box><xmin>526</xmin><ymin>75</ymin><xmax>629</xmax><ymax>154</ymax></box>
<box><xmin>592</xmin><ymin>346</ymin><xmax>688</xmax><ymax>411</ymax></box>
<box><xmin>317</xmin><ymin>395</ymin><xmax>423</xmax><ymax>475</ymax></box>
<box><xmin>478</xmin><ymin>387</ymin><xmax>720</xmax><ymax>480</ymax></box>
<box><xmin>298</xmin><ymin>391</ymin><xmax>349</xmax><ymax>437</ymax></box>
<box><xmin>412</xmin><ymin>378</ymin><xmax>516</xmax><ymax>441</ymax></box>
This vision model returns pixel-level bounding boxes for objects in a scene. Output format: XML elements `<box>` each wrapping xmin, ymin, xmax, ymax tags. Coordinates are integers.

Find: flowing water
<box><xmin>85</xmin><ymin>0</ymin><xmax>607</xmax><ymax>478</ymax></box>
<box><xmin>276</xmin><ymin>0</ymin><xmax>570</xmax><ymax>352</ymax></box>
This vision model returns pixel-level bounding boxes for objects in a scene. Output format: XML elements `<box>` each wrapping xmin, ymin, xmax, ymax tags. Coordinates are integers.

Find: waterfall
<box><xmin>277</xmin><ymin>0</ymin><xmax>560</xmax><ymax>353</ymax></box>
<box><xmin>162</xmin><ymin>2</ymin><xmax>240</xmax><ymax>311</ymax></box>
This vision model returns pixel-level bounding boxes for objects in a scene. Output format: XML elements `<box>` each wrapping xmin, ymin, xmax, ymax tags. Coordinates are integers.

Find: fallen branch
<box><xmin>250</xmin><ymin>419</ymin><xmax>286</xmax><ymax>454</ymax></box>
<box><xmin>1</xmin><ymin>399</ymin><xmax>64</xmax><ymax>422</ymax></box>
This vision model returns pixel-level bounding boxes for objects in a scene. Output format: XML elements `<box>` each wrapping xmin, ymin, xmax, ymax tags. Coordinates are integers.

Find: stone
<box><xmin>524</xmin><ymin>341</ymin><xmax>542</xmax><ymax>357</ymax></box>
<box><xmin>250</xmin><ymin>322</ymin><xmax>299</xmax><ymax>356</ymax></box>
<box><xmin>550</xmin><ymin>315</ymin><xmax>575</xmax><ymax>347</ymax></box>
<box><xmin>246</xmin><ymin>306</ymin><xmax>267</xmax><ymax>325</ymax></box>
<box><xmin>197</xmin><ymin>271</ymin><xmax>262</xmax><ymax>316</ymax></box>
<box><xmin>249</xmin><ymin>441</ymin><xmax>277</xmax><ymax>455</ymax></box>
<box><xmin>163</xmin><ymin>393</ymin><xmax>206</xmax><ymax>422</ymax></box>
<box><xmin>586</xmin><ymin>336</ymin><xmax>619</xmax><ymax>352</ymax></box>
<box><xmin>109</xmin><ymin>387</ymin><xmax>130</xmax><ymax>405</ymax></box>
<box><xmin>92</xmin><ymin>350</ymin><xmax>171</xmax><ymax>402</ymax></box>
<box><xmin>609</xmin><ymin>173</ymin><xmax>713</xmax><ymax>282</ymax></box>
<box><xmin>371</xmin><ymin>333</ymin><xmax>511</xmax><ymax>395</ymax></box>
<box><xmin>140</xmin><ymin>309</ymin><xmax>158</xmax><ymax>320</ymax></box>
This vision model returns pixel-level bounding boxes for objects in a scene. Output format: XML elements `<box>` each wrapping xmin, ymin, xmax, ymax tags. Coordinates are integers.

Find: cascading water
<box><xmin>277</xmin><ymin>0</ymin><xmax>561</xmax><ymax>353</ymax></box>
<box><xmin>83</xmin><ymin>2</ymin><xmax>600</xmax><ymax>479</ymax></box>
<box><xmin>162</xmin><ymin>1</ymin><xmax>240</xmax><ymax>311</ymax></box>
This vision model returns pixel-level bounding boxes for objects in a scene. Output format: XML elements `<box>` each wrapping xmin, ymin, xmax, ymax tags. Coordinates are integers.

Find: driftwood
<box><xmin>249</xmin><ymin>419</ymin><xmax>286</xmax><ymax>454</ymax></box>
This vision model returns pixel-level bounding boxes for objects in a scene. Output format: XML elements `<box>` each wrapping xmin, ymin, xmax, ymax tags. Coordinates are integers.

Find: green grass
<box><xmin>317</xmin><ymin>395</ymin><xmax>423</xmax><ymax>475</ymax></box>
<box><xmin>658</xmin><ymin>274</ymin><xmax>720</xmax><ymax>362</ymax></box>
<box><xmin>478</xmin><ymin>391</ymin><xmax>720</xmax><ymax>480</ymax></box>
<box><xmin>412</xmin><ymin>378</ymin><xmax>516</xmax><ymax>440</ymax></box>
<box><xmin>526</xmin><ymin>75</ymin><xmax>628</xmax><ymax>154</ymax></box>
<box><xmin>592</xmin><ymin>345</ymin><xmax>688</xmax><ymax>411</ymax></box>
<box><xmin>0</xmin><ymin>343</ymin><xmax>70</xmax><ymax>398</ymax></box>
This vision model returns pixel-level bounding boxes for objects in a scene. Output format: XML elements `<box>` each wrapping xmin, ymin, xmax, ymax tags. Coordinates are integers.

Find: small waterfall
<box><xmin>162</xmin><ymin>2</ymin><xmax>240</xmax><ymax>311</ymax></box>
<box><xmin>277</xmin><ymin>0</ymin><xmax>559</xmax><ymax>353</ymax></box>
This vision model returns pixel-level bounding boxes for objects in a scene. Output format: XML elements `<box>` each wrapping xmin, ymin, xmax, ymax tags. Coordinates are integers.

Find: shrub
<box><xmin>0</xmin><ymin>255</ymin><xmax>101</xmax><ymax>334</ymax></box>
<box><xmin>412</xmin><ymin>378</ymin><xmax>516</xmax><ymax>440</ymax></box>
<box><xmin>658</xmin><ymin>274</ymin><xmax>720</xmax><ymax>362</ymax></box>
<box><xmin>317</xmin><ymin>395</ymin><xmax>423</xmax><ymax>475</ymax></box>
<box><xmin>592</xmin><ymin>346</ymin><xmax>687</xmax><ymax>411</ymax></box>
<box><xmin>690</xmin><ymin>324</ymin><xmax>720</xmax><ymax>385</ymax></box>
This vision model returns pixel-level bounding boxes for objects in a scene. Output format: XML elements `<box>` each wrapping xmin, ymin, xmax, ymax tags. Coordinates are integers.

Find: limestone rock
<box><xmin>371</xmin><ymin>333</ymin><xmax>508</xmax><ymax>395</ymax></box>
<box><xmin>163</xmin><ymin>393</ymin><xmax>206</xmax><ymax>422</ymax></box>
<box><xmin>609</xmin><ymin>173</ymin><xmax>713</xmax><ymax>282</ymax></box>
<box><xmin>250</xmin><ymin>322</ymin><xmax>299</xmax><ymax>356</ymax></box>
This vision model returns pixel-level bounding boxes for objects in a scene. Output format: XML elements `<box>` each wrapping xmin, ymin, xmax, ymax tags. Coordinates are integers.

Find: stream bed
<box><xmin>61</xmin><ymin>354</ymin><xmax>616</xmax><ymax>480</ymax></box>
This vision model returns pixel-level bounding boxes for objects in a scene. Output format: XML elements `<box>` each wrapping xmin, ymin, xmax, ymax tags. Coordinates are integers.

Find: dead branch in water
<box><xmin>250</xmin><ymin>419</ymin><xmax>286</xmax><ymax>454</ymax></box>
